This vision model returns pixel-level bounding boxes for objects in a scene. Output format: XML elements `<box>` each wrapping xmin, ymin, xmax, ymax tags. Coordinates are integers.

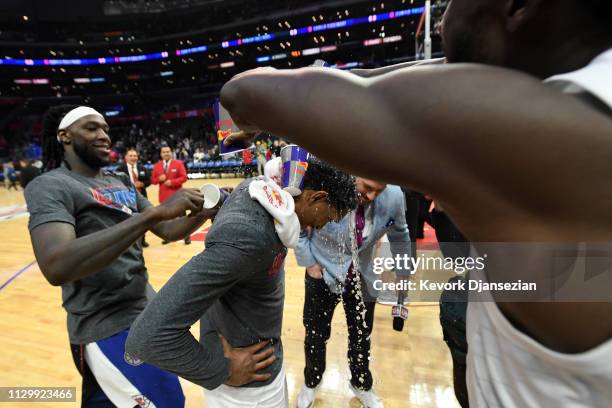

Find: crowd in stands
<box><xmin>0</xmin><ymin>116</ymin><xmax>286</xmax><ymax>189</ymax></box>
<box><xmin>1</xmin><ymin>111</ymin><xmax>288</xmax><ymax>189</ymax></box>
<box><xmin>1</xmin><ymin>158</ymin><xmax>42</xmax><ymax>190</ymax></box>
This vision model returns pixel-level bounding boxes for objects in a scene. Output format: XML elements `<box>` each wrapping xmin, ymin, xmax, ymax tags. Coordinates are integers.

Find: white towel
<box><xmin>249</xmin><ymin>176</ymin><xmax>301</xmax><ymax>248</ymax></box>
<box><xmin>264</xmin><ymin>157</ymin><xmax>282</xmax><ymax>185</ymax></box>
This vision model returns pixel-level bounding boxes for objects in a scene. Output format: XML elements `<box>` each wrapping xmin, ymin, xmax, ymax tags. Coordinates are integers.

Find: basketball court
<box><xmin>0</xmin><ymin>179</ymin><xmax>459</xmax><ymax>407</ymax></box>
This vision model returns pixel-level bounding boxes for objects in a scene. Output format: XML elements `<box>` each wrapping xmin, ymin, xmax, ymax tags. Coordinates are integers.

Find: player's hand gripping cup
<box><xmin>200</xmin><ymin>184</ymin><xmax>230</xmax><ymax>210</ymax></box>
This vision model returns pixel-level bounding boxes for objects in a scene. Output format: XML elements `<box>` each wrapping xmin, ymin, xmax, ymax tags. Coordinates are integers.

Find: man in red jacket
<box><xmin>152</xmin><ymin>145</ymin><xmax>191</xmax><ymax>244</ymax></box>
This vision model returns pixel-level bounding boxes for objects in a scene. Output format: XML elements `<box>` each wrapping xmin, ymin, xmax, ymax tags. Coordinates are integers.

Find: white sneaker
<box><xmin>297</xmin><ymin>384</ymin><xmax>319</xmax><ymax>408</ymax></box>
<box><xmin>349</xmin><ymin>384</ymin><xmax>384</xmax><ymax>408</ymax></box>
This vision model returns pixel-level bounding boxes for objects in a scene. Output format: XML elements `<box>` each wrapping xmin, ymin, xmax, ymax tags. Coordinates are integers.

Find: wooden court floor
<box><xmin>0</xmin><ymin>179</ymin><xmax>459</xmax><ymax>408</ymax></box>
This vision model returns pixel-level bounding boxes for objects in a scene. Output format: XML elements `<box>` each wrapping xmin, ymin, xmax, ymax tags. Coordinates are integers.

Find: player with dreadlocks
<box><xmin>41</xmin><ymin>104</ymin><xmax>77</xmax><ymax>172</ymax></box>
<box><xmin>26</xmin><ymin>104</ymin><xmax>217</xmax><ymax>407</ymax></box>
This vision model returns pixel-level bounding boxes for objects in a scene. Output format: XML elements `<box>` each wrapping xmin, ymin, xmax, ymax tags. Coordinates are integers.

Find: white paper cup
<box><xmin>200</xmin><ymin>184</ymin><xmax>228</xmax><ymax>209</ymax></box>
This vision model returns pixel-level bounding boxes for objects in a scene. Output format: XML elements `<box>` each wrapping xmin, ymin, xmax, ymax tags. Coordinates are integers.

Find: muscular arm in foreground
<box><xmin>220</xmin><ymin>64</ymin><xmax>612</xmax><ymax>241</ymax></box>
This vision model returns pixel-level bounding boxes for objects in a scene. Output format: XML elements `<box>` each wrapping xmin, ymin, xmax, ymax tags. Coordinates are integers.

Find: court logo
<box><xmin>0</xmin><ymin>205</ymin><xmax>28</xmax><ymax>222</ymax></box>
<box><xmin>132</xmin><ymin>394</ymin><xmax>151</xmax><ymax>407</ymax></box>
<box><xmin>124</xmin><ymin>351</ymin><xmax>144</xmax><ymax>366</ymax></box>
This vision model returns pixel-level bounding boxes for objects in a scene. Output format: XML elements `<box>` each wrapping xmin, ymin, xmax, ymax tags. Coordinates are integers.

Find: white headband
<box><xmin>57</xmin><ymin>106</ymin><xmax>104</xmax><ymax>142</ymax></box>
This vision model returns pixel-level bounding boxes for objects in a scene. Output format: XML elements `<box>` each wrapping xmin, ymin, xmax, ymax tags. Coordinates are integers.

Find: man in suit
<box><xmin>294</xmin><ymin>177</ymin><xmax>410</xmax><ymax>408</ymax></box>
<box><xmin>151</xmin><ymin>146</ymin><xmax>190</xmax><ymax>244</ymax></box>
<box><xmin>117</xmin><ymin>148</ymin><xmax>152</xmax><ymax>247</ymax></box>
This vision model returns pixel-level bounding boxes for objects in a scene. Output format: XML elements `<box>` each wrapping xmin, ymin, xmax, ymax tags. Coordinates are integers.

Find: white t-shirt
<box><xmin>466</xmin><ymin>48</ymin><xmax>612</xmax><ymax>408</ymax></box>
<box><xmin>545</xmin><ymin>48</ymin><xmax>612</xmax><ymax>104</ymax></box>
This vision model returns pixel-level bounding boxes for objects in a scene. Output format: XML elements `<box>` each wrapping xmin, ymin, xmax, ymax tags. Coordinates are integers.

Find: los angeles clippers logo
<box><xmin>269</xmin><ymin>248</ymin><xmax>287</xmax><ymax>277</ymax></box>
<box><xmin>124</xmin><ymin>351</ymin><xmax>143</xmax><ymax>366</ymax></box>
<box><xmin>132</xmin><ymin>395</ymin><xmax>151</xmax><ymax>407</ymax></box>
<box><xmin>90</xmin><ymin>186</ymin><xmax>137</xmax><ymax>215</ymax></box>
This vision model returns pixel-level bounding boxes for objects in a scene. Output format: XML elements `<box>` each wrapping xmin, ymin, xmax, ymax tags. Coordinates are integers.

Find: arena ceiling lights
<box><xmin>255</xmin><ymin>34</ymin><xmax>402</xmax><ymax>64</ymax></box>
<box><xmin>0</xmin><ymin>6</ymin><xmax>424</xmax><ymax>67</ymax></box>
